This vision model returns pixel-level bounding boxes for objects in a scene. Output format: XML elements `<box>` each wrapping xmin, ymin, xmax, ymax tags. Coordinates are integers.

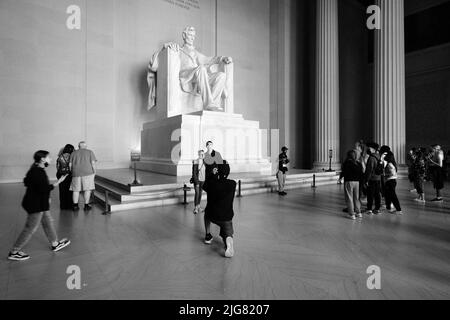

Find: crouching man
<box><xmin>202</xmin><ymin>161</ymin><xmax>236</xmax><ymax>258</ymax></box>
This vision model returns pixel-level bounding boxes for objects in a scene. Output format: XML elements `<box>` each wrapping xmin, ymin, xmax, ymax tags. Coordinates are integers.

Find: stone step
<box><xmin>93</xmin><ymin>175</ymin><xmax>339</xmax><ymax>212</ymax></box>
<box><xmin>95</xmin><ymin>171</ymin><xmax>338</xmax><ymax>194</ymax></box>
<box><xmin>95</xmin><ymin>173</ymin><xmax>338</xmax><ymax>203</ymax></box>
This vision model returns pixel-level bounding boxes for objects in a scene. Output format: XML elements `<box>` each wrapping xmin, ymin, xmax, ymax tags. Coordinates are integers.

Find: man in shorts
<box><xmin>69</xmin><ymin>141</ymin><xmax>97</xmax><ymax>211</ymax></box>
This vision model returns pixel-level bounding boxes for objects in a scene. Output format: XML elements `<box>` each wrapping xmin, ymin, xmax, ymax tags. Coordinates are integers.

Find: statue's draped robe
<box><xmin>147</xmin><ymin>45</ymin><xmax>227</xmax><ymax>111</ymax></box>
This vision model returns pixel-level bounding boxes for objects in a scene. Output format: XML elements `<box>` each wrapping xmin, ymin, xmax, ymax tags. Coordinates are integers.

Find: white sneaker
<box><xmin>224</xmin><ymin>237</ymin><xmax>234</xmax><ymax>258</ymax></box>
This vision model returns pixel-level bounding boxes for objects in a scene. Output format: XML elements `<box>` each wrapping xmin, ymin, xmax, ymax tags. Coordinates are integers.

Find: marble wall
<box><xmin>0</xmin><ymin>0</ymin><xmax>271</xmax><ymax>182</ymax></box>
<box><xmin>405</xmin><ymin>43</ymin><xmax>450</xmax><ymax>152</ymax></box>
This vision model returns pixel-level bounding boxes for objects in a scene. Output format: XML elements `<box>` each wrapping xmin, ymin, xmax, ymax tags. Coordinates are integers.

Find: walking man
<box><xmin>69</xmin><ymin>141</ymin><xmax>97</xmax><ymax>211</ymax></box>
<box><xmin>277</xmin><ymin>146</ymin><xmax>290</xmax><ymax>196</ymax></box>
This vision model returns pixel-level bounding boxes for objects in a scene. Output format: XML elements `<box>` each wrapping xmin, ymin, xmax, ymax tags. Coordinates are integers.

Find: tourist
<box><xmin>7</xmin><ymin>150</ymin><xmax>71</xmax><ymax>261</ymax></box>
<box><xmin>277</xmin><ymin>146</ymin><xmax>290</xmax><ymax>196</ymax></box>
<box><xmin>407</xmin><ymin>148</ymin><xmax>417</xmax><ymax>192</ymax></box>
<box><xmin>383</xmin><ymin>151</ymin><xmax>402</xmax><ymax>214</ymax></box>
<box><xmin>428</xmin><ymin>144</ymin><xmax>445</xmax><ymax>202</ymax></box>
<box><xmin>204</xmin><ymin>141</ymin><xmax>223</xmax><ymax>181</ymax></box>
<box><xmin>339</xmin><ymin>150</ymin><xmax>363</xmax><ymax>220</ymax></box>
<box><xmin>413</xmin><ymin>148</ymin><xmax>427</xmax><ymax>203</ymax></box>
<box><xmin>364</xmin><ymin>142</ymin><xmax>383</xmax><ymax>215</ymax></box>
<box><xmin>56</xmin><ymin>144</ymin><xmax>75</xmax><ymax>210</ymax></box>
<box><xmin>202</xmin><ymin>161</ymin><xmax>236</xmax><ymax>258</ymax></box>
<box><xmin>69</xmin><ymin>141</ymin><xmax>97</xmax><ymax>211</ymax></box>
<box><xmin>358</xmin><ymin>140</ymin><xmax>369</xmax><ymax>200</ymax></box>
<box><xmin>191</xmin><ymin>149</ymin><xmax>206</xmax><ymax>214</ymax></box>
<box><xmin>378</xmin><ymin>145</ymin><xmax>391</xmax><ymax>201</ymax></box>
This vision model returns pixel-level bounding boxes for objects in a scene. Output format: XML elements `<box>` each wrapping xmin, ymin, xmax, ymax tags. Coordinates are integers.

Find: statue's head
<box><xmin>182</xmin><ymin>26</ymin><xmax>196</xmax><ymax>46</ymax></box>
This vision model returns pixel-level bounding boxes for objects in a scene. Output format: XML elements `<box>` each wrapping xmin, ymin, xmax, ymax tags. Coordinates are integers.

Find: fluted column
<box><xmin>314</xmin><ymin>0</ymin><xmax>340</xmax><ymax>170</ymax></box>
<box><xmin>374</xmin><ymin>0</ymin><xmax>406</xmax><ymax>164</ymax></box>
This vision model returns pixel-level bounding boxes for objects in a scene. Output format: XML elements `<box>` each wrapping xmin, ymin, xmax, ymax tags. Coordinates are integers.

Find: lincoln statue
<box><xmin>147</xmin><ymin>26</ymin><xmax>233</xmax><ymax>112</ymax></box>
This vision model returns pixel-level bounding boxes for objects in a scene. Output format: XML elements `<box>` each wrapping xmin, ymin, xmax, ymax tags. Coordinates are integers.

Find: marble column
<box><xmin>314</xmin><ymin>0</ymin><xmax>340</xmax><ymax>170</ymax></box>
<box><xmin>374</xmin><ymin>0</ymin><xmax>406</xmax><ymax>164</ymax></box>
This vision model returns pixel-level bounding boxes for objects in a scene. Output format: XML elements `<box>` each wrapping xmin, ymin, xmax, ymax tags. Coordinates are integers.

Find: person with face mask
<box><xmin>7</xmin><ymin>150</ymin><xmax>71</xmax><ymax>261</ymax></box>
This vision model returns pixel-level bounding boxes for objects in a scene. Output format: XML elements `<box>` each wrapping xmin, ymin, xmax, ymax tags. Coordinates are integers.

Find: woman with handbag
<box><xmin>56</xmin><ymin>144</ymin><xmax>75</xmax><ymax>210</ymax></box>
<box><xmin>191</xmin><ymin>150</ymin><xmax>206</xmax><ymax>214</ymax></box>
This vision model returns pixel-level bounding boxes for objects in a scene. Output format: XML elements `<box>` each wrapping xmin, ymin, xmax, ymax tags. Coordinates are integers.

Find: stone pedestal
<box><xmin>137</xmin><ymin>111</ymin><xmax>272</xmax><ymax>176</ymax></box>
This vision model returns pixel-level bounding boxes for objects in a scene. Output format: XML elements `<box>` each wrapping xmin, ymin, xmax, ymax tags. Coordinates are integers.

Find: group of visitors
<box><xmin>406</xmin><ymin>145</ymin><xmax>447</xmax><ymax>203</ymax></box>
<box><xmin>7</xmin><ymin>142</ymin><xmax>97</xmax><ymax>261</ymax></box>
<box><xmin>10</xmin><ymin>138</ymin><xmax>445</xmax><ymax>261</ymax></box>
<box><xmin>339</xmin><ymin>141</ymin><xmax>402</xmax><ymax>220</ymax></box>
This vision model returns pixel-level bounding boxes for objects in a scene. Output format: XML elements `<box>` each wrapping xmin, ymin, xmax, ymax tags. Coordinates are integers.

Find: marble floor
<box><xmin>0</xmin><ymin>179</ymin><xmax>449</xmax><ymax>300</ymax></box>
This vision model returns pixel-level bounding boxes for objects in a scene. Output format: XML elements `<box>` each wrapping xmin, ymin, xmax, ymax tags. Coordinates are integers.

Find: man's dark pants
<box><xmin>367</xmin><ymin>180</ymin><xmax>381</xmax><ymax>210</ymax></box>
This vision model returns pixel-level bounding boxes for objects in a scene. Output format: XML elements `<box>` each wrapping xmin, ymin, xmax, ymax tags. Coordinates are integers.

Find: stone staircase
<box><xmin>93</xmin><ymin>171</ymin><xmax>340</xmax><ymax>213</ymax></box>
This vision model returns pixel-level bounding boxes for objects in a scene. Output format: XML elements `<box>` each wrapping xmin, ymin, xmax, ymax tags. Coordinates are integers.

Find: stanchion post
<box><xmin>312</xmin><ymin>174</ymin><xmax>317</xmax><ymax>188</ymax></box>
<box><xmin>102</xmin><ymin>190</ymin><xmax>111</xmax><ymax>215</ymax></box>
<box><xmin>237</xmin><ymin>180</ymin><xmax>242</xmax><ymax>198</ymax></box>
<box><xmin>182</xmin><ymin>184</ymin><xmax>191</xmax><ymax>205</ymax></box>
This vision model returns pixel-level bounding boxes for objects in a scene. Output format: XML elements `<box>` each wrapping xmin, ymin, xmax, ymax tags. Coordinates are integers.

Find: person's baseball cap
<box><xmin>282</xmin><ymin>146</ymin><xmax>288</xmax><ymax>151</ymax></box>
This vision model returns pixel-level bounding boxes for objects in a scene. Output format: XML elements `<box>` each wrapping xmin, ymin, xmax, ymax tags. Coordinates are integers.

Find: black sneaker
<box><xmin>431</xmin><ymin>198</ymin><xmax>443</xmax><ymax>202</ymax></box>
<box><xmin>52</xmin><ymin>239</ymin><xmax>71</xmax><ymax>252</ymax></box>
<box><xmin>73</xmin><ymin>204</ymin><xmax>80</xmax><ymax>211</ymax></box>
<box><xmin>84</xmin><ymin>204</ymin><xmax>92</xmax><ymax>211</ymax></box>
<box><xmin>8</xmin><ymin>251</ymin><xmax>30</xmax><ymax>261</ymax></box>
<box><xmin>204</xmin><ymin>233</ymin><xmax>213</xmax><ymax>245</ymax></box>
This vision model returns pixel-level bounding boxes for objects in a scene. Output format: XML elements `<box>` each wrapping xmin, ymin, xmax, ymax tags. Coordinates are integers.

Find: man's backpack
<box><xmin>372</xmin><ymin>156</ymin><xmax>384</xmax><ymax>176</ymax></box>
<box><xmin>58</xmin><ymin>155</ymin><xmax>71</xmax><ymax>175</ymax></box>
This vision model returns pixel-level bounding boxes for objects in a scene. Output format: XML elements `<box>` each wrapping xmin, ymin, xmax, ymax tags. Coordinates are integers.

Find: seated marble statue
<box><xmin>147</xmin><ymin>26</ymin><xmax>233</xmax><ymax>112</ymax></box>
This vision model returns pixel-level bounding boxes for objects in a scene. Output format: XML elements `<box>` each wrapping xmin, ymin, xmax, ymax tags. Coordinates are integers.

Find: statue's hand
<box><xmin>164</xmin><ymin>42</ymin><xmax>180</xmax><ymax>51</ymax></box>
<box><xmin>223</xmin><ymin>57</ymin><xmax>233</xmax><ymax>64</ymax></box>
